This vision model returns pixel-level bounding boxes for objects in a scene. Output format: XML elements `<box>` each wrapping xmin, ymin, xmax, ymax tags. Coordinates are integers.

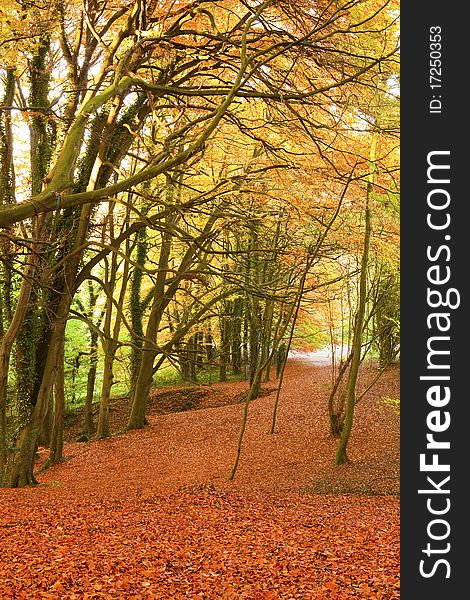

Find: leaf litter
<box><xmin>0</xmin><ymin>359</ymin><xmax>399</xmax><ymax>598</ymax></box>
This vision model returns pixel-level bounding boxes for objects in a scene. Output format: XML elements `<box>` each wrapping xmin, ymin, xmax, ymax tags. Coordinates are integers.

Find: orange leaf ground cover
<box><xmin>0</xmin><ymin>358</ymin><xmax>400</xmax><ymax>599</ymax></box>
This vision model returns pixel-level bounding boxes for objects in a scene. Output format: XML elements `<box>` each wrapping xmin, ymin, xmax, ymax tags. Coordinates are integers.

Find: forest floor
<box><xmin>0</xmin><ymin>356</ymin><xmax>400</xmax><ymax>599</ymax></box>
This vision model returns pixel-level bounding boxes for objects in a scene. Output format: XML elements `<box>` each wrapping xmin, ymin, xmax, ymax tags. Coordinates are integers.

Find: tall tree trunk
<box><xmin>261</xmin><ymin>296</ymin><xmax>275</xmax><ymax>382</ymax></box>
<box><xmin>96</xmin><ymin>338</ymin><xmax>116</xmax><ymax>440</ymax></box>
<box><xmin>219</xmin><ymin>304</ymin><xmax>230</xmax><ymax>383</ymax></box>
<box><xmin>0</xmin><ymin>228</ymin><xmax>44</xmax><ymax>477</ymax></box>
<box><xmin>261</xmin><ymin>214</ymin><xmax>281</xmax><ymax>383</ymax></box>
<box><xmin>83</xmin><ymin>328</ymin><xmax>99</xmax><ymax>437</ymax></box>
<box><xmin>29</xmin><ymin>39</ymin><xmax>53</xmax><ymax>197</ymax></box>
<box><xmin>6</xmin><ymin>314</ymin><xmax>64</xmax><ymax>486</ymax></box>
<box><xmin>4</xmin><ymin>202</ymin><xmax>92</xmax><ymax>486</ymax></box>
<box><xmin>188</xmin><ymin>334</ymin><xmax>198</xmax><ymax>382</ymax></box>
<box><xmin>335</xmin><ymin>131</ymin><xmax>378</xmax><ymax>465</ymax></box>
<box><xmin>0</xmin><ymin>68</ymin><xmax>16</xmax><ymax>329</ymax></box>
<box><xmin>127</xmin><ymin>221</ymin><xmax>173</xmax><ymax>429</ymax></box>
<box><xmin>13</xmin><ymin>36</ymin><xmax>55</xmax><ymax>434</ymax></box>
<box><xmin>38</xmin><ymin>394</ymin><xmax>53</xmax><ymax>448</ymax></box>
<box><xmin>46</xmin><ymin>335</ymin><xmax>65</xmax><ymax>466</ymax></box>
<box><xmin>0</xmin><ymin>68</ymin><xmax>16</xmax><ymax>469</ymax></box>
<box><xmin>81</xmin><ymin>279</ymin><xmax>103</xmax><ymax>438</ymax></box>
<box><xmin>327</xmin><ymin>356</ymin><xmax>352</xmax><ymax>438</ymax></box>
<box><xmin>129</xmin><ymin>204</ymin><xmax>149</xmax><ymax>395</ymax></box>
<box><xmin>247</xmin><ymin>235</ymin><xmax>261</xmax><ymax>399</ymax></box>
<box><xmin>230</xmin><ymin>297</ymin><xmax>243</xmax><ymax>375</ymax></box>
<box><xmin>96</xmin><ymin>204</ymin><xmax>130</xmax><ymax>439</ymax></box>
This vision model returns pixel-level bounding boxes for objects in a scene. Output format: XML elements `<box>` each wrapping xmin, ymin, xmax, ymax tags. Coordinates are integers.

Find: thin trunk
<box><xmin>246</xmin><ymin>233</ymin><xmax>261</xmax><ymax>398</ymax></box>
<box><xmin>129</xmin><ymin>206</ymin><xmax>148</xmax><ymax>395</ymax></box>
<box><xmin>188</xmin><ymin>335</ymin><xmax>197</xmax><ymax>381</ymax></box>
<box><xmin>270</xmin><ymin>172</ymin><xmax>354</xmax><ymax>437</ymax></box>
<box><xmin>96</xmin><ymin>338</ymin><xmax>115</xmax><ymax>439</ymax></box>
<box><xmin>230</xmin><ymin>297</ymin><xmax>242</xmax><ymax>375</ymax></box>
<box><xmin>79</xmin><ymin>281</ymin><xmax>102</xmax><ymax>437</ymax></box>
<box><xmin>261</xmin><ymin>296</ymin><xmax>275</xmax><ymax>382</ymax></box>
<box><xmin>0</xmin><ymin>68</ymin><xmax>16</xmax><ymax>336</ymax></box>
<box><xmin>335</xmin><ymin>131</ymin><xmax>378</xmax><ymax>465</ymax></box>
<box><xmin>230</xmin><ymin>295</ymin><xmax>299</xmax><ymax>479</ymax></box>
<box><xmin>29</xmin><ymin>39</ymin><xmax>53</xmax><ymax>196</ymax></box>
<box><xmin>219</xmin><ymin>306</ymin><xmax>230</xmax><ymax>383</ymax></box>
<box><xmin>96</xmin><ymin>236</ymin><xmax>115</xmax><ymax>439</ymax></box>
<box><xmin>327</xmin><ymin>354</ymin><xmax>352</xmax><ymax>437</ymax></box>
<box><xmin>327</xmin><ymin>298</ymin><xmax>336</xmax><ymax>385</ymax></box>
<box><xmin>261</xmin><ymin>215</ymin><xmax>282</xmax><ymax>383</ymax></box>
<box><xmin>230</xmin><ymin>247</ymin><xmax>319</xmax><ymax>480</ymax></box>
<box><xmin>0</xmin><ymin>68</ymin><xmax>17</xmax><ymax>467</ymax></box>
<box><xmin>127</xmin><ymin>218</ymin><xmax>173</xmax><ymax>429</ymax></box>
<box><xmin>229</xmin><ymin>370</ymin><xmax>261</xmax><ymax>480</ymax></box>
<box><xmin>83</xmin><ymin>328</ymin><xmax>99</xmax><ymax>437</ymax></box>
<box><xmin>46</xmin><ymin>335</ymin><xmax>65</xmax><ymax>466</ymax></box>
<box><xmin>96</xmin><ymin>205</ymin><xmax>130</xmax><ymax>439</ymax></box>
<box><xmin>0</xmin><ymin>69</ymin><xmax>16</xmax><ymax>206</ymax></box>
<box><xmin>38</xmin><ymin>394</ymin><xmax>53</xmax><ymax>448</ymax></box>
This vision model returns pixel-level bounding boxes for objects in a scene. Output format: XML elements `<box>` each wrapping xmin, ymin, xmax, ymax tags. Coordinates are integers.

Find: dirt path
<box><xmin>0</xmin><ymin>359</ymin><xmax>400</xmax><ymax>599</ymax></box>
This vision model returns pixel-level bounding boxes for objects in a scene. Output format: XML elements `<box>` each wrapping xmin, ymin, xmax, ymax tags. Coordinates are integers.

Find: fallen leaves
<box><xmin>0</xmin><ymin>360</ymin><xmax>400</xmax><ymax>598</ymax></box>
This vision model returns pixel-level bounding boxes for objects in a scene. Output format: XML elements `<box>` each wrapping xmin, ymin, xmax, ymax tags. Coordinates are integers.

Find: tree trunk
<box><xmin>230</xmin><ymin>297</ymin><xmax>242</xmax><ymax>375</ymax></box>
<box><xmin>4</xmin><ymin>201</ymin><xmax>92</xmax><ymax>486</ymax></box>
<box><xmin>38</xmin><ymin>394</ymin><xmax>53</xmax><ymax>448</ymax></box>
<box><xmin>0</xmin><ymin>235</ymin><xmax>43</xmax><ymax>474</ymax></box>
<box><xmin>189</xmin><ymin>335</ymin><xmax>198</xmax><ymax>381</ymax></box>
<box><xmin>335</xmin><ymin>131</ymin><xmax>377</xmax><ymax>465</ymax></box>
<box><xmin>96</xmin><ymin>339</ymin><xmax>116</xmax><ymax>439</ymax></box>
<box><xmin>6</xmin><ymin>314</ymin><xmax>64</xmax><ymax>486</ymax></box>
<box><xmin>0</xmin><ymin>69</ymin><xmax>16</xmax><ymax>361</ymax></box>
<box><xmin>12</xmin><ymin>37</ymin><xmax>55</xmax><ymax>438</ymax></box>
<box><xmin>96</xmin><ymin>203</ymin><xmax>130</xmax><ymax>439</ymax></box>
<box><xmin>46</xmin><ymin>335</ymin><xmax>65</xmax><ymax>466</ymax></box>
<box><xmin>261</xmin><ymin>297</ymin><xmax>275</xmax><ymax>382</ymax></box>
<box><xmin>83</xmin><ymin>328</ymin><xmax>99</xmax><ymax>437</ymax></box>
<box><xmin>219</xmin><ymin>306</ymin><xmax>230</xmax><ymax>383</ymax></box>
<box><xmin>327</xmin><ymin>352</ymin><xmax>352</xmax><ymax>437</ymax></box>
<box><xmin>129</xmin><ymin>212</ymin><xmax>148</xmax><ymax>395</ymax></box>
<box><xmin>128</xmin><ymin>218</ymin><xmax>173</xmax><ymax>429</ymax></box>
<box><xmin>127</xmin><ymin>206</ymin><xmax>217</xmax><ymax>430</ymax></box>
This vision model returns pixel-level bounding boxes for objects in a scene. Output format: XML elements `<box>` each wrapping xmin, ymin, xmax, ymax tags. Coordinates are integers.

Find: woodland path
<box><xmin>0</xmin><ymin>357</ymin><xmax>400</xmax><ymax>599</ymax></box>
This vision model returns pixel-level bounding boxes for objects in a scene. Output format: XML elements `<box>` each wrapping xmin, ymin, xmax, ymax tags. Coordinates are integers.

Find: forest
<box><xmin>0</xmin><ymin>0</ymin><xmax>399</xmax><ymax>597</ymax></box>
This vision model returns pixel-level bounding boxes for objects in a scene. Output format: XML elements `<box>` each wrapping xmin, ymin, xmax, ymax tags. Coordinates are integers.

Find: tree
<box><xmin>0</xmin><ymin>0</ymin><xmax>399</xmax><ymax>486</ymax></box>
